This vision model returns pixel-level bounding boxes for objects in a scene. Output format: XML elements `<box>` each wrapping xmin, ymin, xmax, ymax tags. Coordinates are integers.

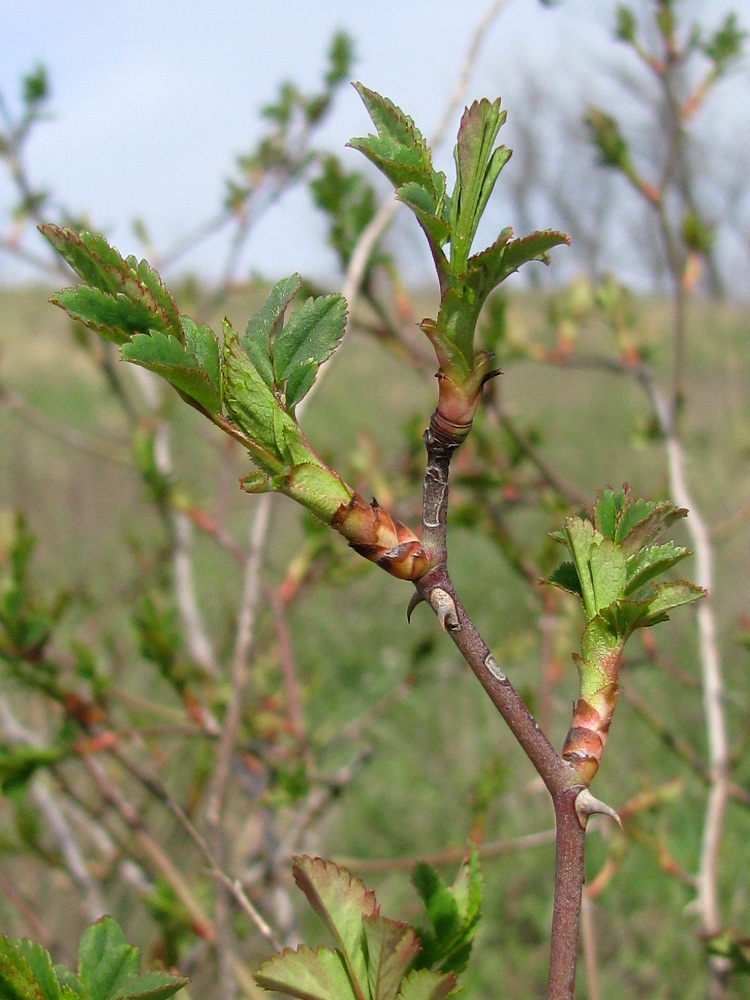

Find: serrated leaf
<box><xmin>16</xmin><ymin>940</ymin><xmax>61</xmax><ymax>1000</ymax></box>
<box><xmin>0</xmin><ymin>937</ymin><xmax>45</xmax><ymax>1000</ymax></box>
<box><xmin>630</xmin><ymin>580</ymin><xmax>705</xmax><ymax>627</ymax></box>
<box><xmin>243</xmin><ymin>275</ymin><xmax>302</xmax><ymax>390</ymax></box>
<box><xmin>284</xmin><ymin>363</ymin><xmax>318</xmax><ymax>410</ymax></box>
<box><xmin>624</xmin><ymin>541</ymin><xmax>690</xmax><ymax>596</ymax></box>
<box><xmin>121</xmin><ymin>329</ymin><xmax>221</xmax><ymax>416</ymax></box>
<box><xmin>562</xmin><ymin>517</ymin><xmax>599</xmax><ymax>620</ymax></box>
<box><xmin>350</xmin><ymin>84</ymin><xmax>430</xmax><ymax>165</ymax></box>
<box><xmin>481</xmin><ymin>229</ymin><xmax>570</xmax><ymax>282</ymax></box>
<box><xmin>182</xmin><ymin>317</ymin><xmax>221</xmax><ymax>399</ymax></box>
<box><xmin>547</xmin><ymin>560</ymin><xmax>583</xmax><ymax>598</ymax></box>
<box><xmin>53</xmin><ymin>968</ymin><xmax>84</xmax><ymax>998</ymax></box>
<box><xmin>450</xmin><ymin>99</ymin><xmax>509</xmax><ymax>268</ymax></box>
<box><xmin>109</xmin><ymin>970</ymin><xmax>188</xmax><ymax>1000</ymax></box>
<box><xmin>292</xmin><ymin>856</ymin><xmax>378</xmax><ymax>1000</ymax></box>
<box><xmin>348</xmin><ymin>85</ymin><xmax>445</xmax><ymax>216</ymax></box>
<box><xmin>413</xmin><ymin>866</ymin><xmax>459</xmax><ymax>941</ymax></box>
<box><xmin>448</xmin><ymin>844</ymin><xmax>482</xmax><ymax>929</ymax></box>
<box><xmin>77</xmin><ymin>918</ymin><xmax>140</xmax><ymax>1000</ymax></box>
<box><xmin>593</xmin><ymin>487</ymin><xmax>627</xmax><ymax>540</ymax></box>
<box><xmin>362</xmin><ymin>916</ymin><xmax>420</xmax><ymax>1000</ymax></box>
<box><xmin>411</xmin><ymin>847</ymin><xmax>481</xmax><ymax>976</ymax></box>
<box><xmin>40</xmin><ymin>226</ymin><xmax>181</xmax><ymax>341</ymax></box>
<box><xmin>221</xmin><ymin>320</ymin><xmax>292</xmax><ymax>474</ymax></box>
<box><xmin>616</xmin><ymin>501</ymin><xmax>686</xmax><ymax>553</ymax></box>
<box><xmin>396</xmin><ymin>969</ymin><xmax>457</xmax><ymax>1000</ymax></box>
<box><xmin>273</xmin><ymin>294</ymin><xmax>347</xmax><ymax>410</ymax></box>
<box><xmin>589</xmin><ymin>537</ymin><xmax>627</xmax><ymax>613</ymax></box>
<box><xmin>51</xmin><ymin>287</ymin><xmax>163</xmax><ymax>346</ymax></box>
<box><xmin>255</xmin><ymin>946</ymin><xmax>358</xmax><ymax>1000</ymax></box>
<box><xmin>396</xmin><ymin>183</ymin><xmax>451</xmax><ymax>255</ymax></box>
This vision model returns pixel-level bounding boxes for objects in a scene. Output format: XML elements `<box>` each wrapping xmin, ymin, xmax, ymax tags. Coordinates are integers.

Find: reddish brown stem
<box><xmin>416</xmin><ymin>406</ymin><xmax>590</xmax><ymax>1000</ymax></box>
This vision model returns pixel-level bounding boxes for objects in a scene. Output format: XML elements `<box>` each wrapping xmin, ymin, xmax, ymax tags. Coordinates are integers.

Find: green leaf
<box><xmin>396</xmin><ymin>969</ymin><xmax>457</xmax><ymax>1000</ymax></box>
<box><xmin>348</xmin><ymin>85</ymin><xmax>446</xmax><ymax>236</ymax></box>
<box><xmin>624</xmin><ymin>541</ymin><xmax>691</xmax><ymax>596</ymax></box>
<box><xmin>449</xmin><ymin>98</ymin><xmax>510</xmax><ymax>269</ymax></box>
<box><xmin>547</xmin><ymin>560</ymin><xmax>583</xmax><ymax>598</ymax></box>
<box><xmin>0</xmin><ymin>740</ymin><xmax>72</xmax><ymax>797</ymax></box>
<box><xmin>704</xmin><ymin>928</ymin><xmax>750</xmax><ymax>976</ymax></box>
<box><xmin>362</xmin><ymin>917</ymin><xmax>419</xmax><ymax>1000</ymax></box>
<box><xmin>310</xmin><ymin>157</ymin><xmax>379</xmax><ymax>269</ymax></box>
<box><xmin>616</xmin><ymin>501</ymin><xmax>686</xmax><ymax>553</ymax></box>
<box><xmin>447</xmin><ymin>843</ymin><xmax>482</xmax><ymax>932</ymax></box>
<box><xmin>17</xmin><ymin>940</ymin><xmax>61</xmax><ymax>1000</ymax></box>
<box><xmin>74</xmin><ymin>918</ymin><xmax>187</xmax><ymax>1000</ymax></box>
<box><xmin>40</xmin><ymin>226</ymin><xmax>181</xmax><ymax>342</ymax></box>
<box><xmin>50</xmin><ymin>287</ymin><xmax>164</xmax><ymax>347</ymax></box>
<box><xmin>396</xmin><ymin>183</ymin><xmax>450</xmax><ymax>251</ymax></box>
<box><xmin>292</xmin><ymin>856</ymin><xmax>377</xmax><ymax>999</ymax></box>
<box><xmin>593</xmin><ymin>487</ymin><xmax>627</xmax><ymax>540</ymax></box>
<box><xmin>109</xmin><ymin>971</ymin><xmax>188</xmax><ymax>1000</ymax></box>
<box><xmin>77</xmin><ymin>918</ymin><xmax>139</xmax><ymax>1000</ymax></box>
<box><xmin>477</xmin><ymin>229</ymin><xmax>570</xmax><ymax>284</ymax></box>
<box><xmin>243</xmin><ymin>275</ymin><xmax>302</xmax><ymax>390</ymax></box>
<box><xmin>411</xmin><ymin>847</ymin><xmax>482</xmax><ymax>975</ymax></box>
<box><xmin>274</xmin><ymin>294</ymin><xmax>347</xmax><ymax>410</ymax></box>
<box><xmin>349</xmin><ymin>84</ymin><xmax>432</xmax><ymax>179</ymax></box>
<box><xmin>562</xmin><ymin>517</ymin><xmax>599</xmax><ymax>620</ymax></box>
<box><xmin>0</xmin><ymin>937</ymin><xmax>46</xmax><ymax>1000</ymax></box>
<box><xmin>221</xmin><ymin>320</ymin><xmax>292</xmax><ymax>474</ymax></box>
<box><xmin>182</xmin><ymin>317</ymin><xmax>221</xmax><ymax>399</ymax></box>
<box><xmin>121</xmin><ymin>327</ymin><xmax>221</xmax><ymax>416</ymax></box>
<box><xmin>628</xmin><ymin>580</ymin><xmax>705</xmax><ymax>628</ymax></box>
<box><xmin>255</xmin><ymin>945</ymin><xmax>358</xmax><ymax>1000</ymax></box>
<box><xmin>586</xmin><ymin>107</ymin><xmax>631</xmax><ymax>171</ymax></box>
<box><xmin>588</xmin><ymin>537</ymin><xmax>627</xmax><ymax>614</ymax></box>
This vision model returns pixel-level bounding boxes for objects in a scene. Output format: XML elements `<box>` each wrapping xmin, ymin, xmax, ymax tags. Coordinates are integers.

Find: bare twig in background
<box><xmin>132</xmin><ymin>366</ymin><xmax>219</xmax><ymax>677</ymax></box>
<box><xmin>337</xmin><ymin>828</ymin><xmax>557</xmax><ymax>873</ymax></box>
<box><xmin>1</xmin><ymin>387</ymin><xmax>131</xmax><ymax>467</ymax></box>
<box><xmin>204</xmin><ymin>493</ymin><xmax>273</xmax><ymax>1000</ymax></box>
<box><xmin>639</xmin><ymin>369</ymin><xmax>730</xmax><ymax>994</ymax></box>
<box><xmin>580</xmin><ymin>894</ymin><xmax>602</xmax><ymax>1000</ymax></box>
<box><xmin>0</xmin><ymin>701</ymin><xmax>106</xmax><ymax>922</ymax></box>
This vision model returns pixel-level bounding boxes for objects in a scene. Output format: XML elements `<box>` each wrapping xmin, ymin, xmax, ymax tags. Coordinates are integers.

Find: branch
<box><xmin>640</xmin><ymin>372</ymin><xmax>730</xmax><ymax>945</ymax></box>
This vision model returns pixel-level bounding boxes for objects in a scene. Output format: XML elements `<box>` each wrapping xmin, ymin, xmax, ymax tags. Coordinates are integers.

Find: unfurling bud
<box><xmin>331</xmin><ymin>494</ymin><xmax>430</xmax><ymax>581</ymax></box>
<box><xmin>561</xmin><ymin>683</ymin><xmax>620</xmax><ymax>784</ymax></box>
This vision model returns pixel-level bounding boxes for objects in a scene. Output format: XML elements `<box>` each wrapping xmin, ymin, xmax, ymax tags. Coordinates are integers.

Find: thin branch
<box><xmin>133</xmin><ymin>366</ymin><xmax>219</xmax><ymax>677</ymax></box>
<box><xmin>203</xmin><ymin>493</ymin><xmax>273</xmax><ymax>1000</ymax></box>
<box><xmin>336</xmin><ymin>828</ymin><xmax>557</xmax><ymax>873</ymax></box>
<box><xmin>1</xmin><ymin>385</ymin><xmax>131</xmax><ymax>467</ymax></box>
<box><xmin>0</xmin><ymin>700</ymin><xmax>106</xmax><ymax>922</ymax></box>
<box><xmin>638</xmin><ymin>369</ymin><xmax>730</xmax><ymax>997</ymax></box>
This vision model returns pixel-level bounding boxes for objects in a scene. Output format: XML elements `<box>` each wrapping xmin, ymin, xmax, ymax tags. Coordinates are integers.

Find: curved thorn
<box><xmin>406</xmin><ymin>591</ymin><xmax>425</xmax><ymax>623</ymax></box>
<box><xmin>574</xmin><ymin>788</ymin><xmax>622</xmax><ymax>830</ymax></box>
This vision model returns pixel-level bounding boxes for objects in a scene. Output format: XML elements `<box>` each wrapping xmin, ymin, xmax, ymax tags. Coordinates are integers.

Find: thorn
<box><xmin>406</xmin><ymin>591</ymin><xmax>425</xmax><ymax>623</ymax></box>
<box><xmin>429</xmin><ymin>587</ymin><xmax>460</xmax><ymax>631</ymax></box>
<box><xmin>574</xmin><ymin>788</ymin><xmax>622</xmax><ymax>830</ymax></box>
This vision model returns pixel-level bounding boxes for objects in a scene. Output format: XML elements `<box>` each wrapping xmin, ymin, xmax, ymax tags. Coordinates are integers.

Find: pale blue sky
<box><xmin>2</xmin><ymin>1</ymin><xmax>748</xmax><ymax>286</ymax></box>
